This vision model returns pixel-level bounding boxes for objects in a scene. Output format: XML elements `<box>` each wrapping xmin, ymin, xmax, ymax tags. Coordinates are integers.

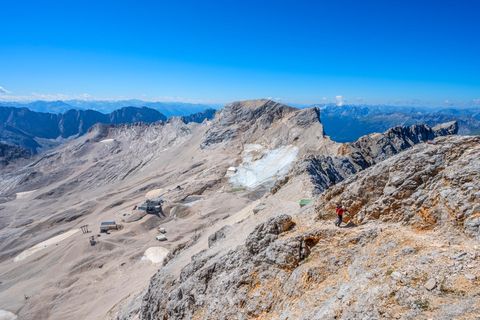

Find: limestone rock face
<box><xmin>245</xmin><ymin>214</ymin><xmax>295</xmax><ymax>254</ymax></box>
<box><xmin>140</xmin><ymin>214</ymin><xmax>324</xmax><ymax>320</ymax></box>
<box><xmin>296</xmin><ymin>121</ymin><xmax>458</xmax><ymax>194</ymax></box>
<box><xmin>201</xmin><ymin>99</ymin><xmax>330</xmax><ymax>152</ymax></box>
<box><xmin>202</xmin><ymin>99</ymin><xmax>295</xmax><ymax>146</ymax></box>
<box><xmin>316</xmin><ymin>135</ymin><xmax>480</xmax><ymax>237</ymax></box>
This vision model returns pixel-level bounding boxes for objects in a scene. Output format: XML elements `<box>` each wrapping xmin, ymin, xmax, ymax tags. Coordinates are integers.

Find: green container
<box><xmin>299</xmin><ymin>199</ymin><xmax>312</xmax><ymax>207</ymax></box>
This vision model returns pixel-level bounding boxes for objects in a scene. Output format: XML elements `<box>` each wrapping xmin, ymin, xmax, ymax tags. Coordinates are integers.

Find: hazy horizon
<box><xmin>1</xmin><ymin>0</ymin><xmax>479</xmax><ymax>107</ymax></box>
<box><xmin>1</xmin><ymin>97</ymin><xmax>480</xmax><ymax>111</ymax></box>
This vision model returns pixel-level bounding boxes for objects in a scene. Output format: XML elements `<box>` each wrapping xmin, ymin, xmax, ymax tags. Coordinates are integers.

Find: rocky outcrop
<box><xmin>245</xmin><ymin>214</ymin><xmax>296</xmax><ymax>254</ymax></box>
<box><xmin>140</xmin><ymin>214</ymin><xmax>324</xmax><ymax>320</ymax></box>
<box><xmin>0</xmin><ymin>142</ymin><xmax>32</xmax><ymax>166</ymax></box>
<box><xmin>207</xmin><ymin>225</ymin><xmax>232</xmax><ymax>248</ymax></box>
<box><xmin>297</xmin><ymin>121</ymin><xmax>458</xmax><ymax>194</ymax></box>
<box><xmin>316</xmin><ymin>135</ymin><xmax>480</xmax><ymax>237</ymax></box>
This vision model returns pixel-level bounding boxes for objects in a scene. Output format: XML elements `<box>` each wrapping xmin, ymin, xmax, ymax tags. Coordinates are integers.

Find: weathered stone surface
<box><xmin>424</xmin><ymin>278</ymin><xmax>437</xmax><ymax>291</ymax></box>
<box><xmin>201</xmin><ymin>99</ymin><xmax>296</xmax><ymax>147</ymax></box>
<box><xmin>139</xmin><ymin>214</ymin><xmax>325</xmax><ymax>320</ymax></box>
<box><xmin>245</xmin><ymin>214</ymin><xmax>295</xmax><ymax>254</ymax></box>
<box><xmin>252</xmin><ymin>203</ymin><xmax>267</xmax><ymax>214</ymax></box>
<box><xmin>316</xmin><ymin>135</ymin><xmax>480</xmax><ymax>237</ymax></box>
<box><xmin>295</xmin><ymin>121</ymin><xmax>458</xmax><ymax>194</ymax></box>
<box><xmin>207</xmin><ymin>225</ymin><xmax>232</xmax><ymax>248</ymax></box>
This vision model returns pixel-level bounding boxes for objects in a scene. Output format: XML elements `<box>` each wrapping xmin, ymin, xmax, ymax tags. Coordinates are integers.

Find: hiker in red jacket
<box><xmin>335</xmin><ymin>203</ymin><xmax>345</xmax><ymax>227</ymax></box>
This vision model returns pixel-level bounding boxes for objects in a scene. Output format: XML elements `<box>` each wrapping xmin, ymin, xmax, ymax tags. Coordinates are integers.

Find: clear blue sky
<box><xmin>0</xmin><ymin>0</ymin><xmax>479</xmax><ymax>106</ymax></box>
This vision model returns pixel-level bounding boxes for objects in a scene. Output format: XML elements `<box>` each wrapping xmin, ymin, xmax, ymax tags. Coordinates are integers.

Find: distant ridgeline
<box><xmin>319</xmin><ymin>104</ymin><xmax>480</xmax><ymax>142</ymax></box>
<box><xmin>0</xmin><ymin>106</ymin><xmax>167</xmax><ymax>153</ymax></box>
<box><xmin>0</xmin><ymin>105</ymin><xmax>217</xmax><ymax>160</ymax></box>
<box><xmin>181</xmin><ymin>108</ymin><xmax>216</xmax><ymax>124</ymax></box>
<box><xmin>0</xmin><ymin>99</ymin><xmax>220</xmax><ymax>116</ymax></box>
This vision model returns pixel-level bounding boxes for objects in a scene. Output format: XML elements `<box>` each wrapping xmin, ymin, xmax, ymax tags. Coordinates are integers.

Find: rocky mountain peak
<box><xmin>214</xmin><ymin>99</ymin><xmax>296</xmax><ymax>127</ymax></box>
<box><xmin>201</xmin><ymin>99</ymin><xmax>326</xmax><ymax>149</ymax></box>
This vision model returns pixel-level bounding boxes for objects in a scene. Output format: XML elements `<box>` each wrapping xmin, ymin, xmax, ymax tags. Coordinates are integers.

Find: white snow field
<box><xmin>229</xmin><ymin>144</ymin><xmax>299</xmax><ymax>189</ymax></box>
<box><xmin>142</xmin><ymin>247</ymin><xmax>169</xmax><ymax>264</ymax></box>
<box><xmin>99</xmin><ymin>138</ymin><xmax>115</xmax><ymax>143</ymax></box>
<box><xmin>13</xmin><ymin>229</ymin><xmax>80</xmax><ymax>262</ymax></box>
<box><xmin>0</xmin><ymin>310</ymin><xmax>17</xmax><ymax>320</ymax></box>
<box><xmin>15</xmin><ymin>190</ymin><xmax>37</xmax><ymax>199</ymax></box>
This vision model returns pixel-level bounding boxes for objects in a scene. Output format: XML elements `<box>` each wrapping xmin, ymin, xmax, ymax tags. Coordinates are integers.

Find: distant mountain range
<box><xmin>318</xmin><ymin>104</ymin><xmax>480</xmax><ymax>142</ymax></box>
<box><xmin>0</xmin><ymin>104</ymin><xmax>218</xmax><ymax>160</ymax></box>
<box><xmin>0</xmin><ymin>99</ymin><xmax>220</xmax><ymax>117</ymax></box>
<box><xmin>1</xmin><ymin>100</ymin><xmax>479</xmax><ymax>166</ymax></box>
<box><xmin>181</xmin><ymin>108</ymin><xmax>217</xmax><ymax>124</ymax></box>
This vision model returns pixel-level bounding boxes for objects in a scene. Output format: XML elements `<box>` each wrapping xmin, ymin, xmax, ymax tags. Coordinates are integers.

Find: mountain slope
<box><xmin>139</xmin><ymin>135</ymin><xmax>480</xmax><ymax>320</ymax></box>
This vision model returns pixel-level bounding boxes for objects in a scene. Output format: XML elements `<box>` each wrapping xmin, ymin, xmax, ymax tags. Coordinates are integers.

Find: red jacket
<box><xmin>336</xmin><ymin>207</ymin><xmax>345</xmax><ymax>216</ymax></box>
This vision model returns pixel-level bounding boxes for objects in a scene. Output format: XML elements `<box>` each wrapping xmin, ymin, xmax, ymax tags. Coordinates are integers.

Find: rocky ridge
<box><xmin>295</xmin><ymin>121</ymin><xmax>458</xmax><ymax>194</ymax></box>
<box><xmin>319</xmin><ymin>104</ymin><xmax>480</xmax><ymax>142</ymax></box>
<box><xmin>316</xmin><ymin>135</ymin><xmax>480</xmax><ymax>237</ymax></box>
<box><xmin>0</xmin><ymin>106</ymin><xmax>167</xmax><ymax>154</ymax></box>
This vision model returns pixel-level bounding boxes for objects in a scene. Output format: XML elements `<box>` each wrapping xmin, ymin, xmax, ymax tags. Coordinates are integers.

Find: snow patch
<box><xmin>14</xmin><ymin>229</ymin><xmax>79</xmax><ymax>262</ymax></box>
<box><xmin>16</xmin><ymin>190</ymin><xmax>37</xmax><ymax>199</ymax></box>
<box><xmin>183</xmin><ymin>199</ymin><xmax>201</xmax><ymax>207</ymax></box>
<box><xmin>225</xmin><ymin>167</ymin><xmax>237</xmax><ymax>177</ymax></box>
<box><xmin>142</xmin><ymin>247</ymin><xmax>169</xmax><ymax>264</ymax></box>
<box><xmin>0</xmin><ymin>310</ymin><xmax>17</xmax><ymax>320</ymax></box>
<box><xmin>230</xmin><ymin>144</ymin><xmax>299</xmax><ymax>189</ymax></box>
<box><xmin>99</xmin><ymin>138</ymin><xmax>115</xmax><ymax>143</ymax></box>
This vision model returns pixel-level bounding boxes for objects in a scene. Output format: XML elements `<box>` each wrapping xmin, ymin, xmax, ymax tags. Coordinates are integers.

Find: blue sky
<box><xmin>0</xmin><ymin>0</ymin><xmax>479</xmax><ymax>106</ymax></box>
